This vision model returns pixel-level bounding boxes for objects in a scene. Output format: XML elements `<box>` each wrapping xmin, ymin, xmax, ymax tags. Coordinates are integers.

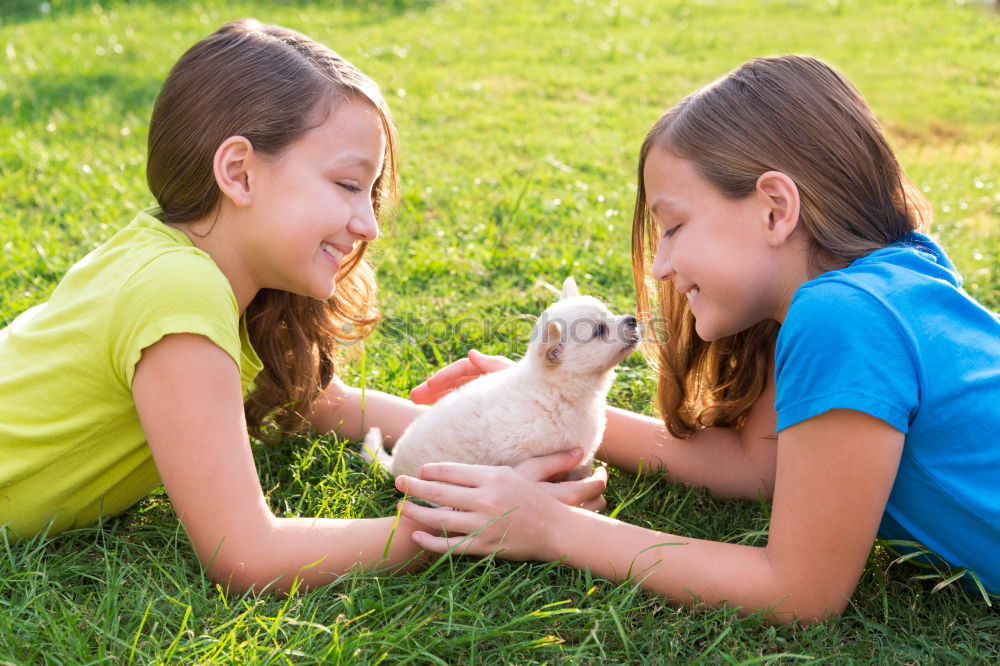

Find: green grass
<box><xmin>2</xmin><ymin>0</ymin><xmax>999</xmax><ymax>662</ymax></box>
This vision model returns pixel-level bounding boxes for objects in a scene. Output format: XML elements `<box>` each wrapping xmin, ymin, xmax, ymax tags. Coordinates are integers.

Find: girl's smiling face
<box><xmin>643</xmin><ymin>147</ymin><xmax>804</xmax><ymax>341</ymax></box>
<box><xmin>239</xmin><ymin>100</ymin><xmax>386</xmax><ymax>301</ymax></box>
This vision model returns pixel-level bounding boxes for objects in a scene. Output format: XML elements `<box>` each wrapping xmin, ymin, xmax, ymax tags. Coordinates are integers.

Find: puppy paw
<box><xmin>360</xmin><ymin>427</ymin><xmax>393</xmax><ymax>473</ymax></box>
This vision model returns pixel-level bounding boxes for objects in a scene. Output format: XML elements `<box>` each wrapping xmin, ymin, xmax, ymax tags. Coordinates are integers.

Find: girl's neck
<box><xmin>167</xmin><ymin>212</ymin><xmax>260</xmax><ymax>314</ymax></box>
<box><xmin>770</xmin><ymin>230</ymin><xmax>817</xmax><ymax>324</ymax></box>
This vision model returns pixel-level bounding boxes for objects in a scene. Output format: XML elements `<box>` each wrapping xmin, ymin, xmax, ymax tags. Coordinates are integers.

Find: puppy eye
<box><xmin>594</xmin><ymin>323</ymin><xmax>609</xmax><ymax>338</ymax></box>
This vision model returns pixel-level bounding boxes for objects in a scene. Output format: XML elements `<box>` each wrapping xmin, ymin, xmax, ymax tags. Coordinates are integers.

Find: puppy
<box><xmin>362</xmin><ymin>277</ymin><xmax>640</xmax><ymax>480</ymax></box>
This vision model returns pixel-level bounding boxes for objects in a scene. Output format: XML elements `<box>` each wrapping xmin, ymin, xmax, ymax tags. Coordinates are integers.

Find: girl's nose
<box><xmin>349</xmin><ymin>204</ymin><xmax>379</xmax><ymax>242</ymax></box>
<box><xmin>651</xmin><ymin>238</ymin><xmax>674</xmax><ymax>282</ymax></box>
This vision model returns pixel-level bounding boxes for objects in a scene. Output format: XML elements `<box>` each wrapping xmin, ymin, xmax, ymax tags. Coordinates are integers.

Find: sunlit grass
<box><xmin>2</xmin><ymin>0</ymin><xmax>998</xmax><ymax>662</ymax></box>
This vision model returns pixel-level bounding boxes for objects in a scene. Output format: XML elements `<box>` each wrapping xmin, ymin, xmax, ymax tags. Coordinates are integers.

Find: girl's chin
<box><xmin>694</xmin><ymin>317</ymin><xmax>735</xmax><ymax>342</ymax></box>
<box><xmin>318</xmin><ymin>282</ymin><xmax>337</xmax><ymax>300</ymax></box>
<box><xmin>696</xmin><ymin>316</ymin><xmax>762</xmax><ymax>342</ymax></box>
<box><xmin>297</xmin><ymin>280</ymin><xmax>337</xmax><ymax>301</ymax></box>
<box><xmin>693</xmin><ymin>316</ymin><xmax>714</xmax><ymax>341</ymax></box>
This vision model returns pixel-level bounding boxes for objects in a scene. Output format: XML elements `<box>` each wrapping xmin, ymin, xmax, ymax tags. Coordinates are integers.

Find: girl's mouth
<box><xmin>320</xmin><ymin>241</ymin><xmax>346</xmax><ymax>267</ymax></box>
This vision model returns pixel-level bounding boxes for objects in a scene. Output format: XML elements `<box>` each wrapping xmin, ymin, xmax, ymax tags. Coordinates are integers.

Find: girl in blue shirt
<box><xmin>402</xmin><ymin>55</ymin><xmax>1000</xmax><ymax>623</ymax></box>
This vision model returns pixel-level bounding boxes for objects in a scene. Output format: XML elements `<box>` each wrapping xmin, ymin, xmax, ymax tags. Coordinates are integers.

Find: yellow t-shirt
<box><xmin>0</xmin><ymin>210</ymin><xmax>262</xmax><ymax>538</ymax></box>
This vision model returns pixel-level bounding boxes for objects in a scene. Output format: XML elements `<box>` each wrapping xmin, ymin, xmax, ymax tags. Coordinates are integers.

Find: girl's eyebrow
<box><xmin>649</xmin><ymin>199</ymin><xmax>682</xmax><ymax>218</ymax></box>
<box><xmin>329</xmin><ymin>154</ymin><xmax>378</xmax><ymax>173</ymax></box>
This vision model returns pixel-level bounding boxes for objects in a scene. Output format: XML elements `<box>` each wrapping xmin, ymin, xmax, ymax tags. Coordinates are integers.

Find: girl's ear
<box><xmin>213</xmin><ymin>136</ymin><xmax>254</xmax><ymax>207</ymax></box>
<box><xmin>755</xmin><ymin>171</ymin><xmax>800</xmax><ymax>247</ymax></box>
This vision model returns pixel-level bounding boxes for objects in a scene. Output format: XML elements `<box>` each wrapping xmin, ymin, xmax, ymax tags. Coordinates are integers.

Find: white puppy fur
<box><xmin>362</xmin><ymin>277</ymin><xmax>640</xmax><ymax>480</ymax></box>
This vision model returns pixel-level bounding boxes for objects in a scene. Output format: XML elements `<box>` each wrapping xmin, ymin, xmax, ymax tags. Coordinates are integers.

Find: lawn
<box><xmin>2</xmin><ymin>0</ymin><xmax>999</xmax><ymax>662</ymax></box>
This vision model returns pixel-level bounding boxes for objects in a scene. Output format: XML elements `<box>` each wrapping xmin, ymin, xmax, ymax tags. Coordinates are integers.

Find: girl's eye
<box><xmin>339</xmin><ymin>182</ymin><xmax>362</xmax><ymax>193</ymax></box>
<box><xmin>663</xmin><ymin>224</ymin><xmax>681</xmax><ymax>239</ymax></box>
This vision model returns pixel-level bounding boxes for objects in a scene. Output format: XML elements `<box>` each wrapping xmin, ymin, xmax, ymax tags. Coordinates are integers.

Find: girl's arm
<box><xmin>411</xmin><ymin>349</ymin><xmax>780</xmax><ymax>500</ymax></box>
<box><xmin>598</xmin><ymin>373</ymin><xmax>778</xmax><ymax>500</ymax></box>
<box><xmin>133</xmin><ymin>333</ymin><xmax>426</xmax><ymax>593</ymax></box>
<box><xmin>308</xmin><ymin>375</ymin><xmax>427</xmax><ymax>446</ymax></box>
<box><xmin>397</xmin><ymin>408</ymin><xmax>903</xmax><ymax>623</ymax></box>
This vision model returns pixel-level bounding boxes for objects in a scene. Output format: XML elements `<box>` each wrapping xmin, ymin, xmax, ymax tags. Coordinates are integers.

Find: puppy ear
<box><xmin>538</xmin><ymin>320</ymin><xmax>563</xmax><ymax>364</ymax></box>
<box><xmin>561</xmin><ymin>276</ymin><xmax>580</xmax><ymax>300</ymax></box>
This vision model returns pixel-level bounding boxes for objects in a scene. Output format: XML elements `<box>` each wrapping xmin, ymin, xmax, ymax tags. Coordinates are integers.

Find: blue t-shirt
<box><xmin>775</xmin><ymin>233</ymin><xmax>1000</xmax><ymax>594</ymax></box>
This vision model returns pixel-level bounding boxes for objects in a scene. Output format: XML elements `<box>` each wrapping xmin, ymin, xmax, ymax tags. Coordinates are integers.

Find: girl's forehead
<box><xmin>316</xmin><ymin>101</ymin><xmax>385</xmax><ymax>138</ymax></box>
<box><xmin>297</xmin><ymin>101</ymin><xmax>386</xmax><ymax>165</ymax></box>
<box><xmin>644</xmin><ymin>150</ymin><xmax>704</xmax><ymax>198</ymax></box>
<box><xmin>645</xmin><ymin>147</ymin><xmax>690</xmax><ymax>177</ymax></box>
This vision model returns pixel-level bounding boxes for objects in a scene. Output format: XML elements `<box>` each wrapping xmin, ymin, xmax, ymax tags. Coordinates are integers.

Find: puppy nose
<box><xmin>621</xmin><ymin>315</ymin><xmax>641</xmax><ymax>345</ymax></box>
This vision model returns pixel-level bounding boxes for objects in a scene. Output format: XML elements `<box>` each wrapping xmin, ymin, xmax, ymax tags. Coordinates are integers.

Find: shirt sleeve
<box><xmin>107</xmin><ymin>251</ymin><xmax>242</xmax><ymax>390</ymax></box>
<box><xmin>774</xmin><ymin>281</ymin><xmax>920</xmax><ymax>433</ymax></box>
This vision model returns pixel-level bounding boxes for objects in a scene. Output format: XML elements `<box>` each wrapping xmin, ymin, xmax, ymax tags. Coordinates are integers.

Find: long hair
<box><xmin>631</xmin><ymin>55</ymin><xmax>931</xmax><ymax>439</ymax></box>
<box><xmin>147</xmin><ymin>19</ymin><xmax>397</xmax><ymax>436</ymax></box>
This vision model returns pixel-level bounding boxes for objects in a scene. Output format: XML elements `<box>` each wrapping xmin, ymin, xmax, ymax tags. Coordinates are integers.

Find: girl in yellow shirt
<box><xmin>0</xmin><ymin>19</ymin><xmax>605</xmax><ymax>593</ymax></box>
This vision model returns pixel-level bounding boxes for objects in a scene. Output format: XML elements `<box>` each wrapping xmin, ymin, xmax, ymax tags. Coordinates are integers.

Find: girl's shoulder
<box><xmin>773</xmin><ymin>236</ymin><xmax>944</xmax><ymax>434</ymax></box>
<box><xmin>102</xmin><ymin>212</ymin><xmax>245</xmax><ymax>380</ymax></box>
<box><xmin>803</xmin><ymin>233</ymin><xmax>958</xmax><ymax>300</ymax></box>
<box><xmin>40</xmin><ymin>210</ymin><xmax>245</xmax><ymax>387</ymax></box>
<box><xmin>776</xmin><ymin>232</ymin><xmax>999</xmax><ymax>431</ymax></box>
<box><xmin>788</xmin><ymin>232</ymin><xmax>996</xmax><ymax>330</ymax></box>
<box><xmin>9</xmin><ymin>210</ymin><xmax>234</xmax><ymax>333</ymax></box>
<box><xmin>54</xmin><ymin>210</ymin><xmax>219</xmax><ymax>288</ymax></box>
<box><xmin>102</xmin><ymin>210</ymin><xmax>222</xmax><ymax>283</ymax></box>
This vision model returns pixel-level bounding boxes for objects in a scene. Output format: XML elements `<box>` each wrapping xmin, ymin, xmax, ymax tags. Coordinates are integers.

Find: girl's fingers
<box><xmin>425</xmin><ymin>359</ymin><xmax>477</xmax><ymax>388</ymax></box>
<box><xmin>411</xmin><ymin>382</ymin><xmax>456</xmax><ymax>405</ymax></box>
<box><xmin>408</xmin><ymin>383</ymin><xmax>432</xmax><ymax>404</ymax></box>
<box><xmin>580</xmin><ymin>495</ymin><xmax>608</xmax><ymax>512</ymax></box>
<box><xmin>409</xmin><ymin>359</ymin><xmax>482</xmax><ymax>404</ymax></box>
<box><xmin>452</xmin><ymin>376</ymin><xmax>480</xmax><ymax>389</ymax></box>
<box><xmin>408</xmin><ymin>360</ymin><xmax>472</xmax><ymax>404</ymax></box>
<box><xmin>424</xmin><ymin>352</ymin><xmax>508</xmax><ymax>389</ymax></box>
<box><xmin>543</xmin><ymin>465</ymin><xmax>608</xmax><ymax>507</ymax></box>
<box><xmin>411</xmin><ymin>530</ymin><xmax>492</xmax><ymax>556</ymax></box>
<box><xmin>513</xmin><ymin>448</ymin><xmax>585</xmax><ymax>482</ymax></box>
<box><xmin>409</xmin><ymin>386</ymin><xmax>452</xmax><ymax>404</ymax></box>
<box><xmin>397</xmin><ymin>499</ymin><xmax>481</xmax><ymax>534</ymax></box>
<box><xmin>468</xmin><ymin>349</ymin><xmax>515</xmax><ymax>372</ymax></box>
<box><xmin>414</xmin><ymin>461</ymin><xmax>511</xmax><ymax>487</ymax></box>
<box><xmin>409</xmin><ymin>350</ymin><xmax>513</xmax><ymax>404</ymax></box>
<box><xmin>395</xmin><ymin>473</ymin><xmax>478</xmax><ymax>507</ymax></box>
<box><xmin>402</xmin><ymin>453</ymin><xmax>606</xmax><ymax>512</ymax></box>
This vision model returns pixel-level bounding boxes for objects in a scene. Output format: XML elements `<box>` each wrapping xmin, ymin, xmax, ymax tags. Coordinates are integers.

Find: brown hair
<box><xmin>147</xmin><ymin>19</ymin><xmax>397</xmax><ymax>436</ymax></box>
<box><xmin>631</xmin><ymin>55</ymin><xmax>931</xmax><ymax>439</ymax></box>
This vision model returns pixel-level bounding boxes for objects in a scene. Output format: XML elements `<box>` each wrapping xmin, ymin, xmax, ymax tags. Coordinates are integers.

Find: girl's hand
<box><xmin>396</xmin><ymin>460</ymin><xmax>577</xmax><ymax>560</ymax></box>
<box><xmin>409</xmin><ymin>349</ymin><xmax>514</xmax><ymax>404</ymax></box>
<box><xmin>396</xmin><ymin>449</ymin><xmax>605</xmax><ymax>558</ymax></box>
<box><xmin>510</xmin><ymin>448</ymin><xmax>608</xmax><ymax>512</ymax></box>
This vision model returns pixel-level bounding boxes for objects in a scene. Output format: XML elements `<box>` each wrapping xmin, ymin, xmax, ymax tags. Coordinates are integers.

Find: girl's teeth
<box><xmin>321</xmin><ymin>243</ymin><xmax>345</xmax><ymax>261</ymax></box>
